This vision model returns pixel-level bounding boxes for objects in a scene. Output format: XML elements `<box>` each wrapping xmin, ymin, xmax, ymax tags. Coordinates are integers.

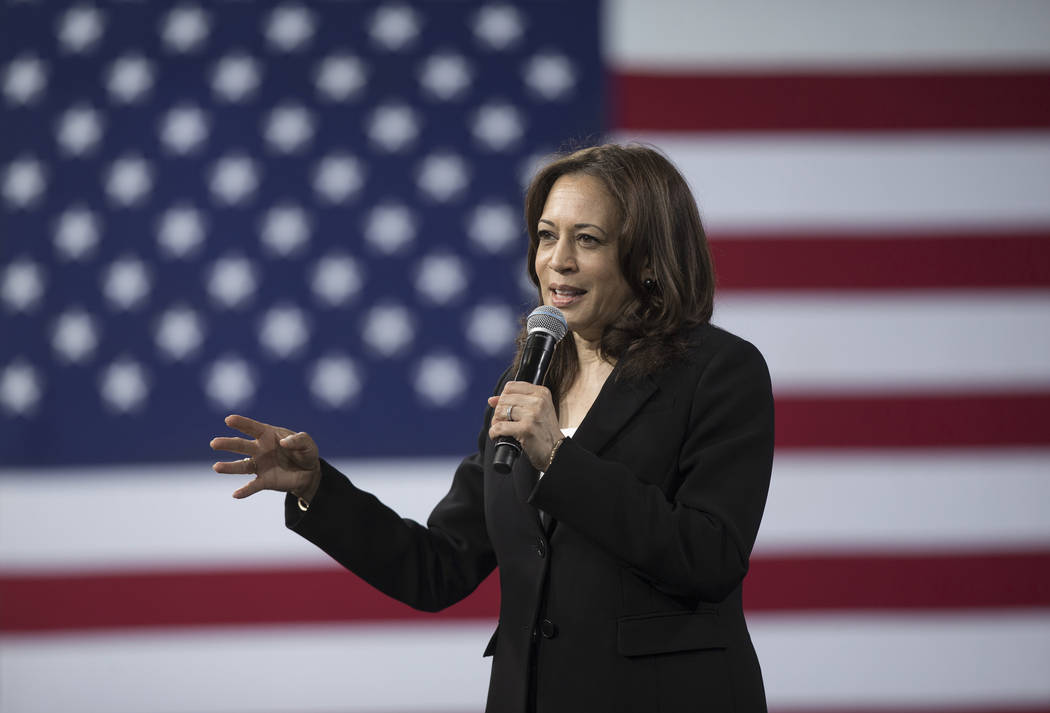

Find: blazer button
<box><xmin>540</xmin><ymin>619</ymin><xmax>557</xmax><ymax>639</ymax></box>
<box><xmin>535</xmin><ymin>538</ymin><xmax>546</xmax><ymax>558</ymax></box>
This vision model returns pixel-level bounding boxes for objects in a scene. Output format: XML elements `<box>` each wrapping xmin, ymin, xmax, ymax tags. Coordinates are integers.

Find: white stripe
<box><xmin>0</xmin><ymin>458</ymin><xmax>456</xmax><ymax>572</ymax></box>
<box><xmin>752</xmin><ymin>611</ymin><xmax>1050</xmax><ymax>706</ymax></box>
<box><xmin>3</xmin><ymin>450</ymin><xmax>1049</xmax><ymax>572</ymax></box>
<box><xmin>2</xmin><ymin>613</ymin><xmax>1048</xmax><ymax>712</ymax></box>
<box><xmin>609</xmin><ymin>0</ymin><xmax>1050</xmax><ymax>69</ymax></box>
<box><xmin>756</xmin><ymin>449</ymin><xmax>1050</xmax><ymax>554</ymax></box>
<box><xmin>611</xmin><ymin>132</ymin><xmax>1050</xmax><ymax>231</ymax></box>
<box><xmin>715</xmin><ymin>290</ymin><xmax>1050</xmax><ymax>392</ymax></box>
<box><xmin>0</xmin><ymin>622</ymin><xmax>494</xmax><ymax>713</ymax></box>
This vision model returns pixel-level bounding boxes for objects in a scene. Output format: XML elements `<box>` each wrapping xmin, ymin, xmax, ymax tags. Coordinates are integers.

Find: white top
<box><xmin>538</xmin><ymin>427</ymin><xmax>577</xmax><ymax>481</ymax></box>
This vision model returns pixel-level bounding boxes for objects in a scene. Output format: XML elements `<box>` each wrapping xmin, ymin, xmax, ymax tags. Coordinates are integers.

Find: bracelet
<box><xmin>545</xmin><ymin>437</ymin><xmax>566</xmax><ymax>471</ymax></box>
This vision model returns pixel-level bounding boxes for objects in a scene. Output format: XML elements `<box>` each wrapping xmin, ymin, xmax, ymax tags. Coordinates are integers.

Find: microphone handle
<box><xmin>493</xmin><ymin>332</ymin><xmax>558</xmax><ymax>474</ymax></box>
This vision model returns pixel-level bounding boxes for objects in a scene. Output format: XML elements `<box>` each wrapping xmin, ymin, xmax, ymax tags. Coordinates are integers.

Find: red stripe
<box><xmin>710</xmin><ymin>232</ymin><xmax>1050</xmax><ymax>290</ymax></box>
<box><xmin>612</xmin><ymin>71</ymin><xmax>1050</xmax><ymax>131</ymax></box>
<box><xmin>775</xmin><ymin>393</ymin><xmax>1050</xmax><ymax>449</ymax></box>
<box><xmin>3</xmin><ymin>551</ymin><xmax>1048</xmax><ymax>633</ymax></box>
<box><xmin>772</xmin><ymin>709</ymin><xmax>1050</xmax><ymax>713</ymax></box>
<box><xmin>746</xmin><ymin>551</ymin><xmax>1050</xmax><ymax>612</ymax></box>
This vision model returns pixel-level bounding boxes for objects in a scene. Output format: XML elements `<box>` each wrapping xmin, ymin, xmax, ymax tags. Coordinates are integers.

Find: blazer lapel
<box><xmin>571</xmin><ymin>368</ymin><xmax>659</xmax><ymax>456</ymax></box>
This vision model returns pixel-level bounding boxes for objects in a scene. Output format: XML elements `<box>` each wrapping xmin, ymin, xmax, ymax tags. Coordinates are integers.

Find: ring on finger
<box><xmin>246</xmin><ymin>456</ymin><xmax>256</xmax><ymax>473</ymax></box>
<box><xmin>506</xmin><ymin>404</ymin><xmax>515</xmax><ymax>421</ymax></box>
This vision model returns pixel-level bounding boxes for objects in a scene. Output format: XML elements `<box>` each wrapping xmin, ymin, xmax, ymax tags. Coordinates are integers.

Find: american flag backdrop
<box><xmin>2</xmin><ymin>1</ymin><xmax>1050</xmax><ymax>712</ymax></box>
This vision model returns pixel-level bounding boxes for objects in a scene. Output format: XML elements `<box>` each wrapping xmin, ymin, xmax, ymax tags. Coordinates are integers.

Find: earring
<box><xmin>643</xmin><ymin>277</ymin><xmax>656</xmax><ymax>291</ymax></box>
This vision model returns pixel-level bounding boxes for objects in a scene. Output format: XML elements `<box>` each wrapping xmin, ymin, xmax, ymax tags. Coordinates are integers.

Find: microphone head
<box><xmin>526</xmin><ymin>305</ymin><xmax>568</xmax><ymax>342</ymax></box>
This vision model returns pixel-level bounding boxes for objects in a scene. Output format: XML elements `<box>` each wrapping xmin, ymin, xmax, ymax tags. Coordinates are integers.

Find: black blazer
<box><xmin>286</xmin><ymin>323</ymin><xmax>774</xmax><ymax>713</ymax></box>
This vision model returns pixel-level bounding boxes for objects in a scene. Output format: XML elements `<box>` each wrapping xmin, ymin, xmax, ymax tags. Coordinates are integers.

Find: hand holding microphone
<box><xmin>489</xmin><ymin>306</ymin><xmax>568</xmax><ymax>473</ymax></box>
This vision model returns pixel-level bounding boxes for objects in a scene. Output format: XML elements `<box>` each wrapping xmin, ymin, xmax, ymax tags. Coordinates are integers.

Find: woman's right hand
<box><xmin>210</xmin><ymin>414</ymin><xmax>322</xmax><ymax>502</ymax></box>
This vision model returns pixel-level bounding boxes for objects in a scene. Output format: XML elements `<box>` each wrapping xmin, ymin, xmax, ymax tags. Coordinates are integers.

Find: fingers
<box><xmin>209</xmin><ymin>436</ymin><xmax>256</xmax><ymax>455</ymax></box>
<box><xmin>212</xmin><ymin>457</ymin><xmax>255</xmax><ymax>475</ymax></box>
<box><xmin>232</xmin><ymin>478</ymin><xmax>265</xmax><ymax>499</ymax></box>
<box><xmin>223</xmin><ymin>414</ymin><xmax>270</xmax><ymax>438</ymax></box>
<box><xmin>500</xmin><ymin>381</ymin><xmax>552</xmax><ymax>398</ymax></box>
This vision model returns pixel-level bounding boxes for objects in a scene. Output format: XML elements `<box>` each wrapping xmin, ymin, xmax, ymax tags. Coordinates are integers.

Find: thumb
<box><xmin>280</xmin><ymin>432</ymin><xmax>312</xmax><ymax>451</ymax></box>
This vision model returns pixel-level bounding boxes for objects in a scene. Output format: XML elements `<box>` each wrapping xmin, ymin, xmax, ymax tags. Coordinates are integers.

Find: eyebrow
<box><xmin>538</xmin><ymin>219</ymin><xmax>608</xmax><ymax>236</ymax></box>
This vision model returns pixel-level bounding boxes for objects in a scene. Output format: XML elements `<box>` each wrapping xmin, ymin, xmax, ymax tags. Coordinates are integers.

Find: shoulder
<box><xmin>680</xmin><ymin>322</ymin><xmax>769</xmax><ymax>380</ymax></box>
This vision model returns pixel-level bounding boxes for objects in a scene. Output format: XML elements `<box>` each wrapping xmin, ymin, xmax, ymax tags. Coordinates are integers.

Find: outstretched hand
<box><xmin>210</xmin><ymin>414</ymin><xmax>321</xmax><ymax>501</ymax></box>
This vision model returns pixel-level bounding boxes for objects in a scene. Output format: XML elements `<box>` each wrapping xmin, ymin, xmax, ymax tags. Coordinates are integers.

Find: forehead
<box><xmin>540</xmin><ymin>173</ymin><xmax>618</xmax><ymax>225</ymax></box>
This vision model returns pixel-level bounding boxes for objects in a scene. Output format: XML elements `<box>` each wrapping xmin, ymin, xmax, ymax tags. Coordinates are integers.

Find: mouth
<box><xmin>548</xmin><ymin>284</ymin><xmax>586</xmax><ymax>308</ymax></box>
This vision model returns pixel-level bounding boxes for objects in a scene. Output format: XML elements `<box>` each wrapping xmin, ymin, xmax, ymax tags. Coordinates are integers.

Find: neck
<box><xmin>572</xmin><ymin>332</ymin><xmax>614</xmax><ymax>374</ymax></box>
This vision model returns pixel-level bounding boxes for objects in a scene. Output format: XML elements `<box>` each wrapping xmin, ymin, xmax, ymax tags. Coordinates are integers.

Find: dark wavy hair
<box><xmin>513</xmin><ymin>143</ymin><xmax>715</xmax><ymax>405</ymax></box>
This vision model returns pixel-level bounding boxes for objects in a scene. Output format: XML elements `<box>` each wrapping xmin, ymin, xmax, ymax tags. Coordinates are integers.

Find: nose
<box><xmin>548</xmin><ymin>235</ymin><xmax>576</xmax><ymax>273</ymax></box>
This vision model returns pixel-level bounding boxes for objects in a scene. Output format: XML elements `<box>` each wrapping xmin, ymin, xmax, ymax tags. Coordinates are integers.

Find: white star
<box><xmin>517</xmin><ymin>267</ymin><xmax>536</xmax><ymax>297</ymax></box>
<box><xmin>314</xmin><ymin>54</ymin><xmax>367</xmax><ymax>102</ymax></box>
<box><xmin>51</xmin><ymin>308</ymin><xmax>99</xmax><ymax>363</ymax></box>
<box><xmin>99</xmin><ymin>357</ymin><xmax>150</xmax><ymax>413</ymax></box>
<box><xmin>102</xmin><ymin>257</ymin><xmax>151</xmax><ymax>310</ymax></box>
<box><xmin>57</xmin><ymin>4</ymin><xmax>106</xmax><ymax>54</ymax></box>
<box><xmin>209</xmin><ymin>154</ymin><xmax>259</xmax><ymax>205</ymax></box>
<box><xmin>211</xmin><ymin>52</ymin><xmax>262</xmax><ymax>103</ymax></box>
<box><xmin>258</xmin><ymin>304</ymin><xmax>310</xmax><ymax>359</ymax></box>
<box><xmin>54</xmin><ymin>205</ymin><xmax>101</xmax><ymax>261</ymax></box>
<box><xmin>55</xmin><ymin>104</ymin><xmax>104</xmax><ymax>156</ymax></box>
<box><xmin>414</xmin><ymin>354</ymin><xmax>467</xmax><ymax>406</ymax></box>
<box><xmin>472</xmin><ymin>102</ymin><xmax>524</xmax><ymax>151</ymax></box>
<box><xmin>369</xmin><ymin>4</ymin><xmax>420</xmax><ymax>51</ymax></box>
<box><xmin>264</xmin><ymin>4</ymin><xmax>315</xmax><ymax>52</ymax></box>
<box><xmin>417</xmin><ymin>152</ymin><xmax>470</xmax><ymax>202</ymax></box>
<box><xmin>1</xmin><ymin>259</ymin><xmax>46</xmax><ymax>312</ymax></box>
<box><xmin>310</xmin><ymin>254</ymin><xmax>363</xmax><ymax>306</ymax></box>
<box><xmin>2</xmin><ymin>157</ymin><xmax>47</xmax><ymax>208</ymax></box>
<box><xmin>415</xmin><ymin>253</ymin><xmax>467</xmax><ymax>305</ymax></box>
<box><xmin>308</xmin><ymin>354</ymin><xmax>361</xmax><ymax>409</ymax></box>
<box><xmin>418</xmin><ymin>52</ymin><xmax>472</xmax><ymax>101</ymax></box>
<box><xmin>313</xmin><ymin>153</ymin><xmax>364</xmax><ymax>204</ymax></box>
<box><xmin>3</xmin><ymin>55</ymin><xmax>48</xmax><ymax>105</ymax></box>
<box><xmin>364</xmin><ymin>203</ymin><xmax>416</xmax><ymax>255</ymax></box>
<box><xmin>206</xmin><ymin>255</ymin><xmax>257</xmax><ymax>309</ymax></box>
<box><xmin>467</xmin><ymin>202</ymin><xmax>520</xmax><ymax>253</ymax></box>
<box><xmin>161</xmin><ymin>4</ymin><xmax>210</xmax><ymax>53</ymax></box>
<box><xmin>473</xmin><ymin>4</ymin><xmax>524</xmax><ymax>50</ymax></box>
<box><xmin>0</xmin><ymin>360</ymin><xmax>43</xmax><ymax>416</ymax></box>
<box><xmin>466</xmin><ymin>304</ymin><xmax>518</xmax><ymax>356</ymax></box>
<box><xmin>362</xmin><ymin>303</ymin><xmax>414</xmax><ymax>356</ymax></box>
<box><xmin>157</xmin><ymin>204</ymin><xmax>206</xmax><ymax>259</ymax></box>
<box><xmin>259</xmin><ymin>204</ymin><xmax>310</xmax><ymax>257</ymax></box>
<box><xmin>366</xmin><ymin>103</ymin><xmax>420</xmax><ymax>153</ymax></box>
<box><xmin>106</xmin><ymin>54</ymin><xmax>155</xmax><ymax>104</ymax></box>
<box><xmin>263</xmin><ymin>103</ymin><xmax>314</xmax><ymax>154</ymax></box>
<box><xmin>204</xmin><ymin>356</ymin><xmax>255</xmax><ymax>409</ymax></box>
<box><xmin>155</xmin><ymin>305</ymin><xmax>205</xmax><ymax>361</ymax></box>
<box><xmin>519</xmin><ymin>150</ymin><xmax>553</xmax><ymax>189</ymax></box>
<box><xmin>523</xmin><ymin>52</ymin><xmax>576</xmax><ymax>100</ymax></box>
<box><xmin>105</xmin><ymin>155</ymin><xmax>153</xmax><ymax>206</ymax></box>
<box><xmin>159</xmin><ymin>103</ymin><xmax>209</xmax><ymax>155</ymax></box>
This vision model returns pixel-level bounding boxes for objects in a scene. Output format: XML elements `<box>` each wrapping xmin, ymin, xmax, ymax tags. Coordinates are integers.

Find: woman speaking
<box><xmin>211</xmin><ymin>144</ymin><xmax>774</xmax><ymax>712</ymax></box>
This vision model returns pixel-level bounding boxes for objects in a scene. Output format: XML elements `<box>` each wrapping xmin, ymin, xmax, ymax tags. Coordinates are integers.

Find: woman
<box><xmin>211</xmin><ymin>144</ymin><xmax>774</xmax><ymax>712</ymax></box>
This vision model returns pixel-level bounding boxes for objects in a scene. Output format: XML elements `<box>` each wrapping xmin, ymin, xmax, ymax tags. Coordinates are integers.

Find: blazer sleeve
<box><xmin>529</xmin><ymin>335</ymin><xmax>774</xmax><ymax>603</ymax></box>
<box><xmin>284</xmin><ymin>409</ymin><xmax>498</xmax><ymax>613</ymax></box>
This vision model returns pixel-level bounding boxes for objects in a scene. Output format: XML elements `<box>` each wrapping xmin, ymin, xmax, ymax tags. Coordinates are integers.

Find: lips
<box><xmin>549</xmin><ymin>284</ymin><xmax>586</xmax><ymax>308</ymax></box>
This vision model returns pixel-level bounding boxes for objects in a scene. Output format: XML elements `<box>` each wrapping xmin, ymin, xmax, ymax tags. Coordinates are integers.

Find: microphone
<box><xmin>492</xmin><ymin>305</ymin><xmax>568</xmax><ymax>474</ymax></box>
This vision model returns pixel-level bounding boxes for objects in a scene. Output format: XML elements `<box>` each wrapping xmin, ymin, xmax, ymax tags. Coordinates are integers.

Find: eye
<box><xmin>576</xmin><ymin>233</ymin><xmax>600</xmax><ymax>246</ymax></box>
<box><xmin>537</xmin><ymin>229</ymin><xmax>556</xmax><ymax>241</ymax></box>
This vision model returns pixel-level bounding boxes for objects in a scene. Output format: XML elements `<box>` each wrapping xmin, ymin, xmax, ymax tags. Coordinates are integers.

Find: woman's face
<box><xmin>534</xmin><ymin>173</ymin><xmax>633</xmax><ymax>343</ymax></box>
